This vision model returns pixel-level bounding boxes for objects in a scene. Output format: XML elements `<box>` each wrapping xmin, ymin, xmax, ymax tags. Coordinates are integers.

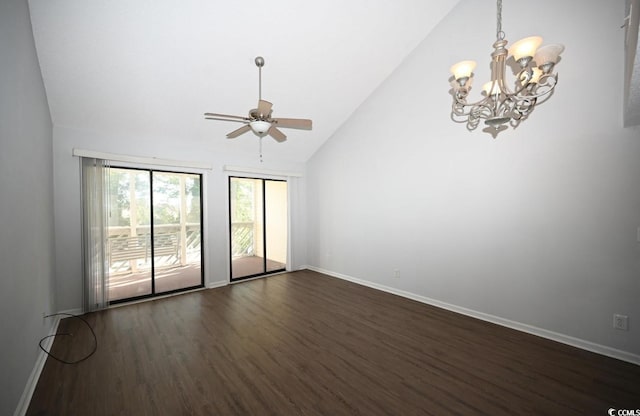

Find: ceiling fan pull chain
<box><xmin>259</xmin><ymin>136</ymin><xmax>263</xmax><ymax>162</ymax></box>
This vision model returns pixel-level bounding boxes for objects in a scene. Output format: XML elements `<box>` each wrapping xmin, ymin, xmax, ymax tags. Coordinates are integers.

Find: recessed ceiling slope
<box><xmin>28</xmin><ymin>0</ymin><xmax>460</xmax><ymax>162</ymax></box>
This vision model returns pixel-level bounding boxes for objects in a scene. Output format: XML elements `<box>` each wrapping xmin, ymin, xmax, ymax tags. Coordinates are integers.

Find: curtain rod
<box><xmin>223</xmin><ymin>165</ymin><xmax>302</xmax><ymax>178</ymax></box>
<box><xmin>72</xmin><ymin>148</ymin><xmax>212</xmax><ymax>170</ymax></box>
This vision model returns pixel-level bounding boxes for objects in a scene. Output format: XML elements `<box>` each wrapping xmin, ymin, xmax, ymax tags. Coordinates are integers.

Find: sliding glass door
<box><xmin>107</xmin><ymin>167</ymin><xmax>203</xmax><ymax>303</ymax></box>
<box><xmin>229</xmin><ymin>177</ymin><xmax>287</xmax><ymax>281</ymax></box>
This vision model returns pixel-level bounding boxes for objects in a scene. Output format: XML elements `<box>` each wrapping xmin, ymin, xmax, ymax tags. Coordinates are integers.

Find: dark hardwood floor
<box><xmin>27</xmin><ymin>270</ymin><xmax>640</xmax><ymax>415</ymax></box>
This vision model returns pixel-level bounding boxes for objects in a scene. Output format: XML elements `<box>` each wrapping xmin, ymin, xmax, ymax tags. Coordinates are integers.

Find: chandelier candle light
<box><xmin>449</xmin><ymin>0</ymin><xmax>564</xmax><ymax>137</ymax></box>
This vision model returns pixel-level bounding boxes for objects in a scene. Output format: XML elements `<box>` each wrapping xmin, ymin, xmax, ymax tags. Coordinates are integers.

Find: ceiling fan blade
<box><xmin>273</xmin><ymin>118</ymin><xmax>312</xmax><ymax>130</ymax></box>
<box><xmin>205</xmin><ymin>117</ymin><xmax>248</xmax><ymax>124</ymax></box>
<box><xmin>227</xmin><ymin>125</ymin><xmax>251</xmax><ymax>139</ymax></box>
<box><xmin>257</xmin><ymin>100</ymin><xmax>273</xmax><ymax>117</ymax></box>
<box><xmin>204</xmin><ymin>112</ymin><xmax>250</xmax><ymax>121</ymax></box>
<box><xmin>268</xmin><ymin>126</ymin><xmax>287</xmax><ymax>142</ymax></box>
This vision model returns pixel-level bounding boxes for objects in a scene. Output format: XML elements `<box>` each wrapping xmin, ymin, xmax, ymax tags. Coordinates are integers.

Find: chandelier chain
<box><xmin>496</xmin><ymin>0</ymin><xmax>504</xmax><ymax>40</ymax></box>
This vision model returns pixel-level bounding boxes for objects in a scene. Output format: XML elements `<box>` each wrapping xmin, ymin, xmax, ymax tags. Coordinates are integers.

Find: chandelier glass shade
<box><xmin>449</xmin><ymin>0</ymin><xmax>564</xmax><ymax>137</ymax></box>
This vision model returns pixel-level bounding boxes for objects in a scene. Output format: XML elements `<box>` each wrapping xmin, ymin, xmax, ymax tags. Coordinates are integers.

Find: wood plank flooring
<box><xmin>27</xmin><ymin>270</ymin><xmax>640</xmax><ymax>415</ymax></box>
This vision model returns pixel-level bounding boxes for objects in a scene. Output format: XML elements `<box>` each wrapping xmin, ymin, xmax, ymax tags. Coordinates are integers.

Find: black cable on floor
<box><xmin>39</xmin><ymin>313</ymin><xmax>97</xmax><ymax>364</ymax></box>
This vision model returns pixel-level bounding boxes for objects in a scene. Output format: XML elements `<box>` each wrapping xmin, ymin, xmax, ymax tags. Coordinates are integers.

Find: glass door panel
<box><xmin>230</xmin><ymin>178</ymin><xmax>262</xmax><ymax>279</ymax></box>
<box><xmin>265</xmin><ymin>180</ymin><xmax>287</xmax><ymax>273</ymax></box>
<box><xmin>230</xmin><ymin>177</ymin><xmax>287</xmax><ymax>281</ymax></box>
<box><xmin>152</xmin><ymin>172</ymin><xmax>203</xmax><ymax>294</ymax></box>
<box><xmin>107</xmin><ymin>168</ymin><xmax>152</xmax><ymax>302</ymax></box>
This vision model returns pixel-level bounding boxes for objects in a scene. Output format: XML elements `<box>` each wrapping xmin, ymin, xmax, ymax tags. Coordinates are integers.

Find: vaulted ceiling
<box><xmin>28</xmin><ymin>0</ymin><xmax>460</xmax><ymax>162</ymax></box>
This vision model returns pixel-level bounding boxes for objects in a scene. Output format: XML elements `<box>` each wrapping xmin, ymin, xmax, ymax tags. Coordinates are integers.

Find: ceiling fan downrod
<box><xmin>255</xmin><ymin>56</ymin><xmax>264</xmax><ymax>102</ymax></box>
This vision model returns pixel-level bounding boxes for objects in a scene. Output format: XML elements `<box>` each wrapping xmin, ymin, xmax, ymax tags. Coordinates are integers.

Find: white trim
<box><xmin>229</xmin><ymin>270</ymin><xmax>289</xmax><ymax>285</ymax></box>
<box><xmin>57</xmin><ymin>308</ymin><xmax>83</xmax><ymax>316</ymax></box>
<box><xmin>286</xmin><ymin>179</ymin><xmax>293</xmax><ymax>272</ymax></box>
<box><xmin>13</xmin><ymin>316</ymin><xmax>61</xmax><ymax>416</ymax></box>
<box><xmin>72</xmin><ymin>148</ymin><xmax>212</xmax><ymax>170</ymax></box>
<box><xmin>207</xmin><ymin>280</ymin><xmax>228</xmax><ymax>289</ymax></box>
<box><xmin>305</xmin><ymin>266</ymin><xmax>640</xmax><ymax>366</ymax></box>
<box><xmin>223</xmin><ymin>173</ymin><xmax>232</xmax><ymax>282</ymax></box>
<box><xmin>200</xmin><ymin>171</ymin><xmax>211</xmax><ymax>289</ymax></box>
<box><xmin>223</xmin><ymin>165</ymin><xmax>302</xmax><ymax>178</ymax></box>
<box><xmin>108</xmin><ymin>288</ymin><xmax>207</xmax><ymax>309</ymax></box>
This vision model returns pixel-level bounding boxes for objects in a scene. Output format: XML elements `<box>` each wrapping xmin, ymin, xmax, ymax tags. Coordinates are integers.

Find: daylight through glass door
<box><xmin>229</xmin><ymin>177</ymin><xmax>287</xmax><ymax>281</ymax></box>
<box><xmin>107</xmin><ymin>168</ymin><xmax>203</xmax><ymax>302</ymax></box>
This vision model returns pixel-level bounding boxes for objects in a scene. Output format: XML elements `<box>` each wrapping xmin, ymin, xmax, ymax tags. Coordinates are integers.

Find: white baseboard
<box><xmin>57</xmin><ymin>308</ymin><xmax>83</xmax><ymax>316</ymax></box>
<box><xmin>305</xmin><ymin>266</ymin><xmax>640</xmax><ymax>366</ymax></box>
<box><xmin>206</xmin><ymin>280</ymin><xmax>228</xmax><ymax>289</ymax></box>
<box><xmin>13</xmin><ymin>315</ymin><xmax>61</xmax><ymax>416</ymax></box>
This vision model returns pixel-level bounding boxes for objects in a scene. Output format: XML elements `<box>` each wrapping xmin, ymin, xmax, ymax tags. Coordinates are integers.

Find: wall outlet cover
<box><xmin>613</xmin><ymin>314</ymin><xmax>629</xmax><ymax>331</ymax></box>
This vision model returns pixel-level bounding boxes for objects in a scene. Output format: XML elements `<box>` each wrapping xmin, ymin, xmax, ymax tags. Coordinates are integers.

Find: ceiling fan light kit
<box><xmin>204</xmin><ymin>56</ymin><xmax>312</xmax><ymax>144</ymax></box>
<box><xmin>249</xmin><ymin>120</ymin><xmax>272</xmax><ymax>135</ymax></box>
<box><xmin>449</xmin><ymin>0</ymin><xmax>564</xmax><ymax>137</ymax></box>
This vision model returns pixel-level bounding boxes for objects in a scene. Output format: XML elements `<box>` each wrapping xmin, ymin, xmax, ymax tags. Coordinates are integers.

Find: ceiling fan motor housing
<box><xmin>250</xmin><ymin>109</ymin><xmax>271</xmax><ymax>120</ymax></box>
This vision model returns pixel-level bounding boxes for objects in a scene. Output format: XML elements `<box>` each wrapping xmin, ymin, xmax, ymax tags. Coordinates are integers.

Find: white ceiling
<box><xmin>28</xmin><ymin>0</ymin><xmax>460</xmax><ymax>162</ymax></box>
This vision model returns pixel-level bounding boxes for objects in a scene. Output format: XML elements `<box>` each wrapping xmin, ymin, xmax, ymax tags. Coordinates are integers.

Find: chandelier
<box><xmin>449</xmin><ymin>0</ymin><xmax>564</xmax><ymax>137</ymax></box>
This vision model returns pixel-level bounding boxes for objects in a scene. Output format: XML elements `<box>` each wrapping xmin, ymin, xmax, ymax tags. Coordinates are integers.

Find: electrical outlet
<box><xmin>394</xmin><ymin>269</ymin><xmax>400</xmax><ymax>278</ymax></box>
<box><xmin>613</xmin><ymin>314</ymin><xmax>629</xmax><ymax>331</ymax></box>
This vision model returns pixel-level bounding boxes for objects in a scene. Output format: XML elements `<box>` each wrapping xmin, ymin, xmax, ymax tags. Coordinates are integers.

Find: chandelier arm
<box><xmin>452</xmin><ymin>73</ymin><xmax>556</xmax><ymax>123</ymax></box>
<box><xmin>515</xmin><ymin>100</ymin><xmax>537</xmax><ymax>119</ymax></box>
<box><xmin>452</xmin><ymin>93</ymin><xmax>498</xmax><ymax>111</ymax></box>
<box><xmin>499</xmin><ymin>96</ymin><xmax>519</xmax><ymax>116</ymax></box>
<box><xmin>512</xmin><ymin>67</ymin><xmax>540</xmax><ymax>96</ymax></box>
<box><xmin>514</xmin><ymin>74</ymin><xmax>559</xmax><ymax>101</ymax></box>
<box><xmin>452</xmin><ymin>99</ymin><xmax>496</xmax><ymax>120</ymax></box>
<box><xmin>505</xmin><ymin>81</ymin><xmax>530</xmax><ymax>99</ymax></box>
<box><xmin>510</xmin><ymin>97</ymin><xmax>537</xmax><ymax>126</ymax></box>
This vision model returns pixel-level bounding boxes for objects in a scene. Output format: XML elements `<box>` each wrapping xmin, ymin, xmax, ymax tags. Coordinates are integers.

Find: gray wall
<box><xmin>307</xmin><ymin>0</ymin><xmax>640</xmax><ymax>356</ymax></box>
<box><xmin>0</xmin><ymin>0</ymin><xmax>56</xmax><ymax>414</ymax></box>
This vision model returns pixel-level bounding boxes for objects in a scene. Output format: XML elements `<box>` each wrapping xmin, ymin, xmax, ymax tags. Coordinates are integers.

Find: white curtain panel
<box><xmin>81</xmin><ymin>157</ymin><xmax>110</xmax><ymax>312</ymax></box>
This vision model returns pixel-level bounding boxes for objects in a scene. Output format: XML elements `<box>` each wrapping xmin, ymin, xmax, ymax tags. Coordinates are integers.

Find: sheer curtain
<box><xmin>81</xmin><ymin>157</ymin><xmax>110</xmax><ymax>312</ymax></box>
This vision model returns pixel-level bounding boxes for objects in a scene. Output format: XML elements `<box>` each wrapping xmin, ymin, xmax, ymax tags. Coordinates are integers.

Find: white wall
<box><xmin>0</xmin><ymin>0</ymin><xmax>56</xmax><ymax>414</ymax></box>
<box><xmin>52</xmin><ymin>126</ymin><xmax>307</xmax><ymax>311</ymax></box>
<box><xmin>306</xmin><ymin>0</ymin><xmax>640</xmax><ymax>357</ymax></box>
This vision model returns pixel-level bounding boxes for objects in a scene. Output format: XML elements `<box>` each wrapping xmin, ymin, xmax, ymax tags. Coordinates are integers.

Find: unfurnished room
<box><xmin>1</xmin><ymin>0</ymin><xmax>640</xmax><ymax>415</ymax></box>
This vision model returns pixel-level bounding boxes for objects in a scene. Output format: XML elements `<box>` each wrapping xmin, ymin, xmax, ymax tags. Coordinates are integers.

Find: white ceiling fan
<box><xmin>204</xmin><ymin>56</ymin><xmax>312</xmax><ymax>142</ymax></box>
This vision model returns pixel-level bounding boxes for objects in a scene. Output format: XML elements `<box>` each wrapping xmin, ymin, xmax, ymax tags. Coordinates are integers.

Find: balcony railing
<box><xmin>107</xmin><ymin>224</ymin><xmax>201</xmax><ymax>274</ymax></box>
<box><xmin>231</xmin><ymin>221</ymin><xmax>254</xmax><ymax>258</ymax></box>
